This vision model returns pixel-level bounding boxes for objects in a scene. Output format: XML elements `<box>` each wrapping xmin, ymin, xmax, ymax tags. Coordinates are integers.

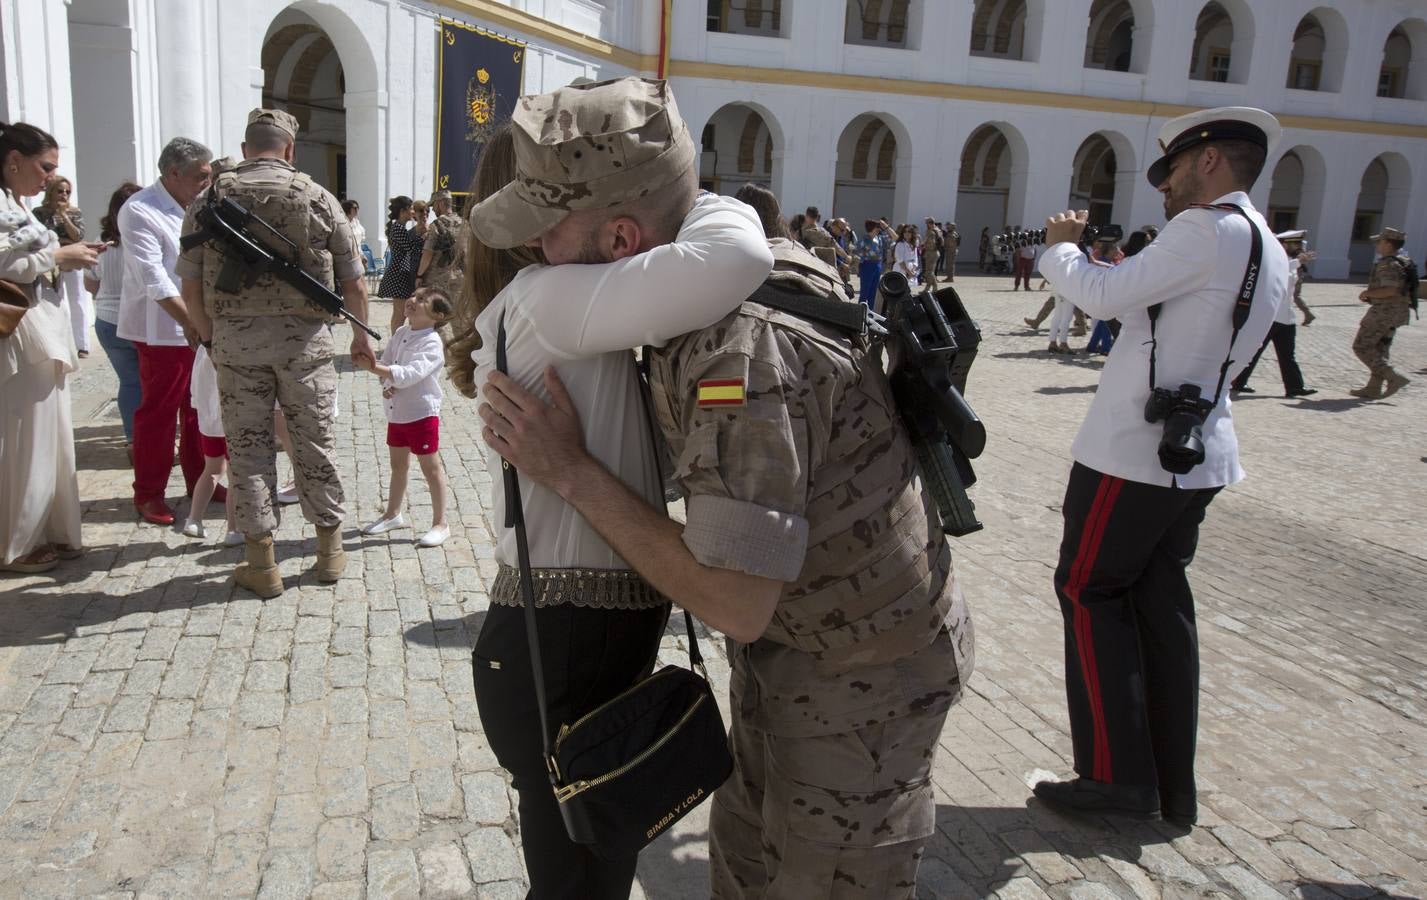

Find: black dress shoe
<box><xmin>1032</xmin><ymin>777</ymin><xmax>1160</xmax><ymax>820</ymax></box>
<box><xmin>1160</xmin><ymin>791</ymin><xmax>1197</xmax><ymax>827</ymax></box>
<box><xmin>1284</xmin><ymin>388</ymin><xmax>1318</xmax><ymax>398</ymax></box>
<box><xmin>1231</xmin><ymin>385</ymin><xmax>1255</xmax><ymax>394</ymax></box>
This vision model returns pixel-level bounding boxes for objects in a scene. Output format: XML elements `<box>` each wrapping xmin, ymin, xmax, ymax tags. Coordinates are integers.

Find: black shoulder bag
<box><xmin>494</xmin><ymin>315</ymin><xmax>733</xmax><ymax>859</ymax></box>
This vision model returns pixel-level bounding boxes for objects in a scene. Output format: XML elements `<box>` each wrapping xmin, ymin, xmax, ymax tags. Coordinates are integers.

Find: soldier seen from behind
<box><xmin>178</xmin><ymin>108</ymin><xmax>374</xmax><ymax>598</ymax></box>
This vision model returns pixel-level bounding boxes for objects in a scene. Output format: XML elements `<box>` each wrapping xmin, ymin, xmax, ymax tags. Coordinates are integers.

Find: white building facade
<box><xmin>3</xmin><ymin>0</ymin><xmax>1424</xmax><ymax>278</ymax></box>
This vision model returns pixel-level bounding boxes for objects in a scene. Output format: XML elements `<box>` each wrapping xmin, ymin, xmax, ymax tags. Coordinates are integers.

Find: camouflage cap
<box><xmin>246</xmin><ymin>108</ymin><xmax>299</xmax><ymax>142</ymax></box>
<box><xmin>1371</xmin><ymin>226</ymin><xmax>1406</xmax><ymax>242</ymax></box>
<box><xmin>467</xmin><ymin>76</ymin><xmax>696</xmax><ymax>249</ymax></box>
<box><xmin>210</xmin><ymin>156</ymin><xmax>238</xmax><ymax>177</ymax></box>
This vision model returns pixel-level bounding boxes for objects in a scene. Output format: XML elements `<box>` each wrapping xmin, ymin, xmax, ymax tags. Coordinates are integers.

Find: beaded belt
<box><xmin>490</xmin><ymin>564</ymin><xmax>666</xmax><ymax>610</ymax></box>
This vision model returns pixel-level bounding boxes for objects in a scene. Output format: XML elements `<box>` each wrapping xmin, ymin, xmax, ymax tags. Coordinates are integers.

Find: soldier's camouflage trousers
<box><xmin>709</xmin><ymin>671</ymin><xmax>949</xmax><ymax>899</ymax></box>
<box><xmin>212</xmin><ymin>315</ymin><xmax>344</xmax><ymax>535</ymax></box>
<box><xmin>1352</xmin><ymin>302</ymin><xmax>1410</xmax><ymax>378</ymax></box>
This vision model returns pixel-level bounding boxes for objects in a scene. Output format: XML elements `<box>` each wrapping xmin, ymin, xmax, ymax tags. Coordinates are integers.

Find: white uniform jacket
<box><xmin>1038</xmin><ymin>191</ymin><xmax>1289</xmax><ymax>489</ymax></box>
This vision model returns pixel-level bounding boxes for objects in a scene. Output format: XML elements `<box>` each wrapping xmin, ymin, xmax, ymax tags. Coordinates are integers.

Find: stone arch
<box><xmin>846</xmin><ymin>0</ymin><xmax>913</xmax><ymax>48</ymax></box>
<box><xmin>1266</xmin><ymin>145</ymin><xmax>1329</xmax><ymax>240</ymax></box>
<box><xmin>1189</xmin><ymin>1</ymin><xmax>1247</xmax><ymax>83</ymax></box>
<box><xmin>698</xmin><ymin>102</ymin><xmax>783</xmax><ymax>199</ymax></box>
<box><xmin>956</xmin><ymin>122</ymin><xmax>1029</xmax><ymax>264</ymax></box>
<box><xmin>1349</xmin><ymin>153</ymin><xmax>1413</xmax><ymax>273</ymax></box>
<box><xmin>970</xmin><ymin>0</ymin><xmax>1028</xmax><ymax>60</ymax></box>
<box><xmin>1379</xmin><ymin>19</ymin><xmax>1427</xmax><ymax>100</ymax></box>
<box><xmin>1085</xmin><ymin>0</ymin><xmax>1142</xmax><ymax>72</ymax></box>
<box><xmin>260</xmin><ymin>1</ymin><xmax>381</xmax><ymax>209</ymax></box>
<box><xmin>1286</xmin><ymin>7</ymin><xmax>1349</xmax><ymax>92</ymax></box>
<box><xmin>1068</xmin><ymin>131</ymin><xmax>1135</xmax><ymax>226</ymax></box>
<box><xmin>835</xmin><ymin>112</ymin><xmax>911</xmax><ymax>229</ymax></box>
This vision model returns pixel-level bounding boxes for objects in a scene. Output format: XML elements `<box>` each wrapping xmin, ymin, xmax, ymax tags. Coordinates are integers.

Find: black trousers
<box><xmin>472</xmin><ymin>602</ymin><xmax>670</xmax><ymax>900</ymax></box>
<box><xmin>1231</xmin><ymin>322</ymin><xmax>1305</xmax><ymax>394</ymax></box>
<box><xmin>1052</xmin><ymin>463</ymin><xmax>1220</xmax><ymax>801</ymax></box>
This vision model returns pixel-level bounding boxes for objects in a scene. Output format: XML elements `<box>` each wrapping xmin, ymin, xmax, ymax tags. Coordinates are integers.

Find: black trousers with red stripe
<box><xmin>1053</xmin><ymin>462</ymin><xmax>1221</xmax><ymax>800</ymax></box>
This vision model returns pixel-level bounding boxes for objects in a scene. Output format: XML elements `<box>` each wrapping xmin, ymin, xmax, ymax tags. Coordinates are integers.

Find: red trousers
<box><xmin>132</xmin><ymin>342</ymin><xmax>203</xmax><ymax>503</ymax></box>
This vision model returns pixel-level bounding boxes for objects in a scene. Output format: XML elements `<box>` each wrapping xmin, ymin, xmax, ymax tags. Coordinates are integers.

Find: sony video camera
<box><xmin>874</xmin><ymin>272</ymin><xmax>986</xmax><ymax>536</ymax></box>
<box><xmin>1143</xmin><ymin>383</ymin><xmax>1214</xmax><ymax>475</ymax></box>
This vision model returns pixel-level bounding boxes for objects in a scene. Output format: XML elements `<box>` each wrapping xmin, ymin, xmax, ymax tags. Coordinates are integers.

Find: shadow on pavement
<box><xmin>1035</xmin><ymin>385</ymin><xmax>1097</xmax><ymax>396</ymax></box>
<box><xmin>404</xmin><ymin>611</ymin><xmax>485</xmax><ymax>650</ymax></box>
<box><xmin>1288</xmin><ymin>397</ymin><xmax>1378</xmax><ymax>412</ymax></box>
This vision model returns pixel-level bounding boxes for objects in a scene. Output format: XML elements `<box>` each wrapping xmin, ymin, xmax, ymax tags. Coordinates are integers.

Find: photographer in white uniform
<box><xmin>1031</xmin><ymin>108</ymin><xmax>1291</xmax><ymax>828</ymax></box>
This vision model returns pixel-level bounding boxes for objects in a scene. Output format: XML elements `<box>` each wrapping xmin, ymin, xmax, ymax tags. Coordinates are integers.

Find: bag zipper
<box><xmin>553</xmin><ymin>693</ymin><xmax>707</xmax><ymax>804</ymax></box>
<box><xmin>554</xmin><ymin>667</ymin><xmax>682</xmax><ymax>750</ymax></box>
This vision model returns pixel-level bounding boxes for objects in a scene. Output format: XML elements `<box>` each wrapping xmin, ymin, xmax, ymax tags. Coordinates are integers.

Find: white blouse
<box><xmin>472</xmin><ymin>192</ymin><xmax>774</xmax><ymax>570</ymax></box>
<box><xmin>380</xmin><ymin>324</ymin><xmax>445</xmax><ymax>424</ymax></box>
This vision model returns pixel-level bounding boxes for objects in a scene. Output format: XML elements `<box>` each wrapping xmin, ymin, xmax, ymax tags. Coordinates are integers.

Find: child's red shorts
<box><xmin>386</xmin><ymin>416</ymin><xmax>440</xmax><ymax>455</ymax></box>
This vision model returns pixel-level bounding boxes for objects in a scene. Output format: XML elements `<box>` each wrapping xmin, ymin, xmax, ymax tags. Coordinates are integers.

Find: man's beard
<box><xmin>1163</xmin><ymin>169</ymin><xmax>1204</xmax><ymax>220</ymax></box>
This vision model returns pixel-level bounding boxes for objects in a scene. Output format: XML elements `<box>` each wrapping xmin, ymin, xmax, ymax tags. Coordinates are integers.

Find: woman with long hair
<box><xmin>34</xmin><ymin>174</ymin><xmax>91</xmax><ymax>356</ymax></box>
<box><xmin>893</xmin><ymin>223</ymin><xmax>921</xmax><ymax>285</ymax></box>
<box><xmin>83</xmin><ymin>181</ymin><xmax>143</xmax><ymax>453</ymax></box>
<box><xmin>377</xmin><ymin>195</ymin><xmax>422</xmax><ymax>332</ymax></box>
<box><xmin>462</xmin><ymin>122</ymin><xmax>772</xmax><ymax>898</ymax></box>
<box><xmin>0</xmin><ymin>122</ymin><xmax>102</xmax><ymax>572</ymax></box>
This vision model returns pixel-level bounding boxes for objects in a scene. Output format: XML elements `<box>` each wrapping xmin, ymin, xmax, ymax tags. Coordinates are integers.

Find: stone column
<box><xmin>154</xmin><ymin>0</ymin><xmax>207</xmax><ymax>143</ymax></box>
<box><xmin>345</xmin><ymin>89</ymin><xmax>388</xmax><ymax>257</ymax></box>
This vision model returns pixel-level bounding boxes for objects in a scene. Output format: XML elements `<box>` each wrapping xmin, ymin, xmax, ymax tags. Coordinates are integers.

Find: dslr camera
<box><xmin>1143</xmin><ymin>383</ymin><xmax>1214</xmax><ymax>475</ymax></box>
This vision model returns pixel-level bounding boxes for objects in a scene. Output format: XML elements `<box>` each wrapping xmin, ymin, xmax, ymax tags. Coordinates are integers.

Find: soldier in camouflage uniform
<box><xmin>415</xmin><ymin>190</ymin><xmax>466</xmax><ymax>303</ymax></box>
<box><xmin>178</xmin><ymin>108</ymin><xmax>373</xmax><ymax>597</ymax></box>
<box><xmin>1350</xmin><ymin>226</ymin><xmax>1413</xmax><ymax>399</ymax></box>
<box><xmin>473</xmin><ymin>78</ymin><xmax>974</xmax><ymax>899</ymax></box>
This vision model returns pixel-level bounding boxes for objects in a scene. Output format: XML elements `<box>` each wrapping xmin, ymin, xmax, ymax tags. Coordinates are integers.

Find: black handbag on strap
<box><xmin>494</xmin><ymin>314</ymin><xmax>733</xmax><ymax>859</ymax></box>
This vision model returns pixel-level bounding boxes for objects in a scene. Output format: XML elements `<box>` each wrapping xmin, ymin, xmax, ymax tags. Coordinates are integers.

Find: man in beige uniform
<box><xmin>179</xmin><ymin>109</ymin><xmax>373</xmax><ymax>597</ymax></box>
<box><xmin>415</xmin><ymin>189</ymin><xmax>466</xmax><ymax>301</ymax></box>
<box><xmin>475</xmin><ymin>80</ymin><xmax>974</xmax><ymax>897</ymax></box>
<box><xmin>1350</xmin><ymin>226</ymin><xmax>1413</xmax><ymax>399</ymax></box>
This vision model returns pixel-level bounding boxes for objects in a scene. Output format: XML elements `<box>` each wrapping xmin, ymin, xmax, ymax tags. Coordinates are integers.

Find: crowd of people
<box><xmin>0</xmin><ymin>79</ymin><xmax>1419</xmax><ymax>900</ymax></box>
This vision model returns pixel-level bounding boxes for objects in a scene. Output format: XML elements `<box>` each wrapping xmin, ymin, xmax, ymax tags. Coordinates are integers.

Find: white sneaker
<box><xmin>276</xmin><ymin>484</ymin><xmax>300</xmax><ymax>505</ymax></box>
<box><xmin>417</xmin><ymin>524</ymin><xmax>450</xmax><ymax>548</ymax></box>
<box><xmin>181</xmin><ymin>520</ymin><xmax>205</xmax><ymax>539</ymax></box>
<box><xmin>362</xmin><ymin>514</ymin><xmax>407</xmax><ymax>535</ymax></box>
<box><xmin>223</xmin><ymin>530</ymin><xmax>244</xmax><ymax>546</ymax></box>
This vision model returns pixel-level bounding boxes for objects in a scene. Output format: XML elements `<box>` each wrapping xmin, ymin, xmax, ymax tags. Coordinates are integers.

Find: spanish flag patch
<box><xmin>696</xmin><ymin>377</ymin><xmax>746</xmax><ymax>408</ymax></box>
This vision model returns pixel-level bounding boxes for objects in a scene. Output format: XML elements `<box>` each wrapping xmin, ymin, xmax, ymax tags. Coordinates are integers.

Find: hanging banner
<box><xmin>435</xmin><ymin>20</ymin><xmax>526</xmax><ymax>196</ymax></box>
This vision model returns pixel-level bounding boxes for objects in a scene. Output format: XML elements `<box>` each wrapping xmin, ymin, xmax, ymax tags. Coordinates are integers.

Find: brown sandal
<box><xmin>1</xmin><ymin>547</ymin><xmax>59</xmax><ymax>574</ymax></box>
<box><xmin>54</xmin><ymin>545</ymin><xmax>82</xmax><ymax>560</ymax></box>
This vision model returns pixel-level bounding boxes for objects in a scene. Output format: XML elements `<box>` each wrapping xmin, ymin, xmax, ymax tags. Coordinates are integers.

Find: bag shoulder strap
<box><xmin>495</xmin><ymin>319</ymin><xmax>709</xmax><ymax>777</ymax></box>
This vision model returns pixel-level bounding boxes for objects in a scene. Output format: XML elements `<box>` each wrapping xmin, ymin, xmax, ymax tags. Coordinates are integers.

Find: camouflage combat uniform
<box><xmin>176</xmin><ymin>156</ymin><xmax>362</xmax><ymax>535</ymax></box>
<box><xmin>1353</xmin><ymin>253</ymin><xmax>1413</xmax><ymax>379</ymax></box>
<box><xmin>421</xmin><ymin>211</ymin><xmax>467</xmax><ymax>301</ymax></box>
<box><xmin>648</xmin><ymin>243</ymin><xmax>974</xmax><ymax>898</ymax></box>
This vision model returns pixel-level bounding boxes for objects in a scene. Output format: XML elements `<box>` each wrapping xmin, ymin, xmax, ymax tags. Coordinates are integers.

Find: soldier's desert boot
<box><xmin>315</xmin><ymin>524</ymin><xmax>346</xmax><ymax>582</ymax></box>
<box><xmin>1349</xmin><ymin>374</ymin><xmax>1385</xmax><ymax>399</ymax></box>
<box><xmin>235</xmin><ymin>533</ymin><xmax>283</xmax><ymax>599</ymax></box>
<box><xmin>1382</xmin><ymin>371</ymin><xmax>1411</xmax><ymax>398</ymax></box>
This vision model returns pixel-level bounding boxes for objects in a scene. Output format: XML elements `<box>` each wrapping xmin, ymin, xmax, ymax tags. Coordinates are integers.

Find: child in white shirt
<box><xmin>186</xmin><ymin>345</ymin><xmax>240</xmax><ymax>544</ymax></box>
<box><xmin>359</xmin><ymin>287</ymin><xmax>453</xmax><ymax>547</ymax></box>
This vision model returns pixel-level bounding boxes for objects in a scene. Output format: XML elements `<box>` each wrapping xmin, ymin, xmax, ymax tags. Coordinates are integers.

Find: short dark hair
<box><xmin>388</xmin><ymin>195</ymin><xmax>413</xmax><ymax>222</ymax></box>
<box><xmin>1204</xmin><ymin>139</ymin><xmax>1266</xmax><ymax>188</ymax></box>
<box><xmin>416</xmin><ymin>286</ymin><xmax>454</xmax><ymax>320</ymax></box>
<box><xmin>805</xmin><ymin>206</ymin><xmax>820</xmax><ymax>220</ymax></box>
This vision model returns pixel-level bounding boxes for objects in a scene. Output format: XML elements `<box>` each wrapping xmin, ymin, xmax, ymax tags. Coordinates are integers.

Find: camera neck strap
<box><xmin>1146</xmin><ymin>202</ymin><xmax>1264</xmax><ymax>406</ymax></box>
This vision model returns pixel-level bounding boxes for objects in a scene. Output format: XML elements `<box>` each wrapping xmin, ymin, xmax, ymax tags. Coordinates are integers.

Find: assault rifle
<box><xmin>874</xmin><ymin>272</ymin><xmax>986</xmax><ymax>536</ymax></box>
<box><xmin>179</xmin><ymin>197</ymin><xmax>381</xmax><ymax>341</ymax></box>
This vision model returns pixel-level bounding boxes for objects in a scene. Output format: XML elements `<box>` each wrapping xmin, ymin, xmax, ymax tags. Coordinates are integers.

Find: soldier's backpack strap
<box><xmin>746</xmin><ymin>283</ymin><xmax>870</xmax><ymax>337</ymax></box>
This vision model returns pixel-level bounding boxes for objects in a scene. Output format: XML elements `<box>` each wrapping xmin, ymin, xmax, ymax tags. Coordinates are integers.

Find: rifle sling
<box><xmin>747</xmin><ymin>284</ymin><xmax>867</xmax><ymax>336</ymax></box>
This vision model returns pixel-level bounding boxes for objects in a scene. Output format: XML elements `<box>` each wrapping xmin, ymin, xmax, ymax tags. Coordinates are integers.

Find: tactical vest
<box><xmin>650</xmin><ymin>283</ymin><xmax>958</xmax><ymax>671</ymax></box>
<box><xmin>203</xmin><ymin>163</ymin><xmax>337</xmax><ymax>320</ymax></box>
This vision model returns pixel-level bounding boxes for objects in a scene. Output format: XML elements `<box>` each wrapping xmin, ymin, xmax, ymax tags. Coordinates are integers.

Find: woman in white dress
<box><xmin>0</xmin><ymin>122</ymin><xmax>102</xmax><ymax>573</ymax></box>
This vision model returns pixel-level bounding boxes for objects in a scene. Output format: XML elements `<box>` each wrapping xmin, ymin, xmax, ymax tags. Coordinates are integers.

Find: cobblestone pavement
<box><xmin>0</xmin><ymin>275</ymin><xmax>1423</xmax><ymax>899</ymax></box>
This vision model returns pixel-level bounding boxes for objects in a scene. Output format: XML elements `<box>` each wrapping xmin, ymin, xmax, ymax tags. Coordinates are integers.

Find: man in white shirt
<box><xmin>117</xmin><ymin>137</ymin><xmax>213</xmax><ymax>525</ymax></box>
<box><xmin>1031</xmin><ymin>108</ymin><xmax>1290</xmax><ymax>828</ymax></box>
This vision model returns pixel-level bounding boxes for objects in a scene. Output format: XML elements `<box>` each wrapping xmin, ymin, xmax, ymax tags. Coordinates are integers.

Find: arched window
<box><xmin>706</xmin><ymin>0</ymin><xmax>784</xmax><ymax>37</ymax></box>
<box><xmin>970</xmin><ymin>0</ymin><xmax>1027</xmax><ymax>60</ymax></box>
<box><xmin>1287</xmin><ymin>15</ymin><xmax>1326</xmax><ymax>90</ymax></box>
<box><xmin>1189</xmin><ymin>2</ymin><xmax>1233</xmax><ymax>82</ymax></box>
<box><xmin>846</xmin><ymin>0</ymin><xmax>912</xmax><ymax>48</ymax></box>
<box><xmin>1085</xmin><ymin>0</ymin><xmax>1135</xmax><ymax>72</ymax></box>
<box><xmin>1379</xmin><ymin>26</ymin><xmax>1411</xmax><ymax>98</ymax></box>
